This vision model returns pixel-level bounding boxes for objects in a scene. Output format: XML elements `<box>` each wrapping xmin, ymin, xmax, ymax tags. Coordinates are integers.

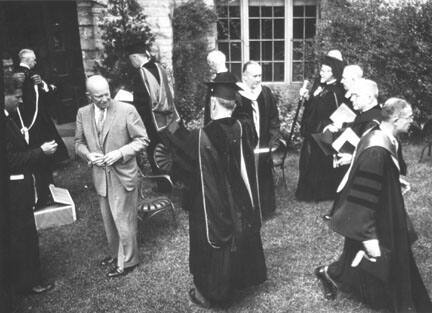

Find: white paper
<box><xmin>330</xmin><ymin>103</ymin><xmax>357</xmax><ymax>127</ymax></box>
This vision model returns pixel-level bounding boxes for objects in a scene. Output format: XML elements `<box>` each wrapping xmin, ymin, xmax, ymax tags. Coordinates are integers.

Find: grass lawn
<box><xmin>13</xmin><ymin>144</ymin><xmax>432</xmax><ymax>313</ymax></box>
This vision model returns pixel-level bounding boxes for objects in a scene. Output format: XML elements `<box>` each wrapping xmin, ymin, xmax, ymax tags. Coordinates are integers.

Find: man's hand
<box><xmin>31</xmin><ymin>74</ymin><xmax>43</xmax><ymax>85</ymax></box>
<box><xmin>299</xmin><ymin>87</ymin><xmax>309</xmax><ymax>100</ymax></box>
<box><xmin>40</xmin><ymin>140</ymin><xmax>58</xmax><ymax>155</ymax></box>
<box><xmin>323</xmin><ymin>124</ymin><xmax>340</xmax><ymax>133</ymax></box>
<box><xmin>88</xmin><ymin>152</ymin><xmax>105</xmax><ymax>167</ymax></box>
<box><xmin>335</xmin><ymin>153</ymin><xmax>352</xmax><ymax>167</ymax></box>
<box><xmin>103</xmin><ymin>150</ymin><xmax>123</xmax><ymax>166</ymax></box>
<box><xmin>363</xmin><ymin>239</ymin><xmax>381</xmax><ymax>259</ymax></box>
<box><xmin>400</xmin><ymin>177</ymin><xmax>411</xmax><ymax>195</ymax></box>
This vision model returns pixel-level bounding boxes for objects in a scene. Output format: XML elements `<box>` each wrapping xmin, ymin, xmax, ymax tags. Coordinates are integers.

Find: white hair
<box><xmin>343</xmin><ymin>65</ymin><xmax>363</xmax><ymax>79</ymax></box>
<box><xmin>355</xmin><ymin>78</ymin><xmax>378</xmax><ymax>99</ymax></box>
<box><xmin>207</xmin><ymin>50</ymin><xmax>226</xmax><ymax>65</ymax></box>
<box><xmin>18</xmin><ymin>48</ymin><xmax>35</xmax><ymax>61</ymax></box>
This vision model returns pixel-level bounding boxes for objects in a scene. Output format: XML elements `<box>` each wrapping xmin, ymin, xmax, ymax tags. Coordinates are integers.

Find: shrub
<box><xmin>97</xmin><ymin>0</ymin><xmax>154</xmax><ymax>92</ymax></box>
<box><xmin>172</xmin><ymin>0</ymin><xmax>217</xmax><ymax>123</ymax></box>
<box><xmin>316</xmin><ymin>0</ymin><xmax>432</xmax><ymax>123</ymax></box>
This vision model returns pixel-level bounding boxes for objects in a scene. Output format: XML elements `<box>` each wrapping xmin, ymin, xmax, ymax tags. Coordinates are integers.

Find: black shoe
<box><xmin>100</xmin><ymin>256</ymin><xmax>117</xmax><ymax>267</ymax></box>
<box><xmin>30</xmin><ymin>283</ymin><xmax>54</xmax><ymax>294</ymax></box>
<box><xmin>106</xmin><ymin>265</ymin><xmax>136</xmax><ymax>278</ymax></box>
<box><xmin>314</xmin><ymin>266</ymin><xmax>337</xmax><ymax>300</ymax></box>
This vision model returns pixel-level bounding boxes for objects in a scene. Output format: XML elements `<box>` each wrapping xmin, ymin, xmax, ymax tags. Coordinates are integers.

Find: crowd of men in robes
<box><xmin>2</xmin><ymin>43</ymin><xmax>432</xmax><ymax>313</ymax></box>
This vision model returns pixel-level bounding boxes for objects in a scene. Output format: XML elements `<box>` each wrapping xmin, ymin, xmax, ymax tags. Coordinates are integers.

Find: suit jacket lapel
<box><xmin>100</xmin><ymin>101</ymin><xmax>116</xmax><ymax>146</ymax></box>
<box><xmin>6</xmin><ymin>115</ymin><xmax>28</xmax><ymax>146</ymax></box>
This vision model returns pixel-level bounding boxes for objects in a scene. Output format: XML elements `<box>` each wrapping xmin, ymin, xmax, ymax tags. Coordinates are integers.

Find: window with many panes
<box><xmin>292</xmin><ymin>4</ymin><xmax>317</xmax><ymax>81</ymax></box>
<box><xmin>216</xmin><ymin>0</ymin><xmax>319</xmax><ymax>83</ymax></box>
<box><xmin>216</xmin><ymin>0</ymin><xmax>242</xmax><ymax>78</ymax></box>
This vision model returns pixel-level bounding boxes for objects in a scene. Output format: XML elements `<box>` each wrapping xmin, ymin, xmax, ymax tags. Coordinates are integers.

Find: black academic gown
<box><xmin>328</xmin><ymin>129</ymin><xmax>432</xmax><ymax>312</ymax></box>
<box><xmin>233</xmin><ymin>86</ymin><xmax>281</xmax><ymax>217</ymax></box>
<box><xmin>181</xmin><ymin>117</ymin><xmax>266</xmax><ymax>304</ymax></box>
<box><xmin>296</xmin><ymin>80</ymin><xmax>345</xmax><ymax>202</ymax></box>
<box><xmin>5</xmin><ymin>113</ymin><xmax>46</xmax><ymax>293</ymax></box>
<box><xmin>132</xmin><ymin>61</ymin><xmax>162</xmax><ymax>165</ymax></box>
<box><xmin>12</xmin><ymin>66</ymin><xmax>68</xmax><ymax>205</ymax></box>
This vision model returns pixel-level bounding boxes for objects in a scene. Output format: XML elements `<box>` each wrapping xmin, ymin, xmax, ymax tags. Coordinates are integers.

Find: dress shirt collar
<box><xmin>4</xmin><ymin>109</ymin><xmax>9</xmax><ymax>117</ymax></box>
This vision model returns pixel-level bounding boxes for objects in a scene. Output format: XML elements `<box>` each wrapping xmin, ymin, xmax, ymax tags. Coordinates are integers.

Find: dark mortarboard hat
<box><xmin>321</xmin><ymin>55</ymin><xmax>344</xmax><ymax>81</ymax></box>
<box><xmin>125</xmin><ymin>40</ymin><xmax>149</xmax><ymax>55</ymax></box>
<box><xmin>205</xmin><ymin>72</ymin><xmax>241</xmax><ymax>101</ymax></box>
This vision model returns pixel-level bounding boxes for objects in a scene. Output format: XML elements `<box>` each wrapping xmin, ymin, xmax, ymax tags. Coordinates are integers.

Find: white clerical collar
<box><xmin>19</xmin><ymin>63</ymin><xmax>30</xmax><ymax>70</ymax></box>
<box><xmin>326</xmin><ymin>78</ymin><xmax>337</xmax><ymax>85</ymax></box>
<box><xmin>4</xmin><ymin>109</ymin><xmax>9</xmax><ymax>117</ymax></box>
<box><xmin>238</xmin><ymin>82</ymin><xmax>262</xmax><ymax>101</ymax></box>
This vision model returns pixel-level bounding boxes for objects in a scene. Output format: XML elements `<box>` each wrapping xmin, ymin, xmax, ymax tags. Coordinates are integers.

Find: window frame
<box><xmin>216</xmin><ymin>0</ymin><xmax>319</xmax><ymax>85</ymax></box>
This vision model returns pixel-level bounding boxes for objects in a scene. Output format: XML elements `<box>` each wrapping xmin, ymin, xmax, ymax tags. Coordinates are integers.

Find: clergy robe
<box><xmin>12</xmin><ymin>66</ymin><xmax>68</xmax><ymax>206</ymax></box>
<box><xmin>181</xmin><ymin>118</ymin><xmax>266</xmax><ymax>304</ymax></box>
<box><xmin>328</xmin><ymin>128</ymin><xmax>432</xmax><ymax>312</ymax></box>
<box><xmin>296</xmin><ymin>80</ymin><xmax>345</xmax><ymax>202</ymax></box>
<box><xmin>233</xmin><ymin>86</ymin><xmax>281</xmax><ymax>217</ymax></box>
<box><xmin>4</xmin><ymin>112</ymin><xmax>47</xmax><ymax>292</ymax></box>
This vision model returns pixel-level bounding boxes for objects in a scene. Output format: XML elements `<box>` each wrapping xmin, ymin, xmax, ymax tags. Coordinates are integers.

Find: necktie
<box><xmin>96</xmin><ymin>109</ymin><xmax>105</xmax><ymax>134</ymax></box>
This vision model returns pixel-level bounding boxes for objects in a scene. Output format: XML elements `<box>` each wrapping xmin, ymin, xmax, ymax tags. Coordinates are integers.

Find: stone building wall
<box><xmin>77</xmin><ymin>0</ymin><xmax>106</xmax><ymax>76</ymax></box>
<box><xmin>76</xmin><ymin>0</ymin><xmax>216</xmax><ymax>77</ymax></box>
<box><xmin>138</xmin><ymin>0</ymin><xmax>216</xmax><ymax>73</ymax></box>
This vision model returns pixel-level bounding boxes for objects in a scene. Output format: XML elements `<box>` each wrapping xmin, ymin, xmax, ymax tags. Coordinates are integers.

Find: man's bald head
<box><xmin>351</xmin><ymin>78</ymin><xmax>378</xmax><ymax>112</ymax></box>
<box><xmin>86</xmin><ymin>75</ymin><xmax>111</xmax><ymax>109</ymax></box>
<box><xmin>242</xmin><ymin>61</ymin><xmax>262</xmax><ymax>90</ymax></box>
<box><xmin>342</xmin><ymin>65</ymin><xmax>363</xmax><ymax>92</ymax></box>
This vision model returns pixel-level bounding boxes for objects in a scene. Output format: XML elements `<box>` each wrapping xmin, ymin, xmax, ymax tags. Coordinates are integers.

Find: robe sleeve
<box><xmin>331</xmin><ymin>147</ymin><xmax>386</xmax><ymax>241</ymax></box>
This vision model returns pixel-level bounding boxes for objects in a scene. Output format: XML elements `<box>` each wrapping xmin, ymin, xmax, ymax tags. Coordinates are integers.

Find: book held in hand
<box><xmin>330</xmin><ymin>103</ymin><xmax>357</xmax><ymax>128</ymax></box>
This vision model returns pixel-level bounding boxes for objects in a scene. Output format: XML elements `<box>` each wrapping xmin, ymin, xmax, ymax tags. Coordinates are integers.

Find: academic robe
<box><xmin>203</xmin><ymin>71</ymin><xmax>239</xmax><ymax>126</ymax></box>
<box><xmin>131</xmin><ymin>60</ymin><xmax>184</xmax><ymax>185</ymax></box>
<box><xmin>328</xmin><ymin>128</ymin><xmax>432</xmax><ymax>312</ymax></box>
<box><xmin>233</xmin><ymin>86</ymin><xmax>281</xmax><ymax>217</ymax></box>
<box><xmin>296</xmin><ymin>80</ymin><xmax>345</xmax><ymax>202</ymax></box>
<box><xmin>4</xmin><ymin>112</ymin><xmax>47</xmax><ymax>292</ymax></box>
<box><xmin>180</xmin><ymin>117</ymin><xmax>267</xmax><ymax>304</ymax></box>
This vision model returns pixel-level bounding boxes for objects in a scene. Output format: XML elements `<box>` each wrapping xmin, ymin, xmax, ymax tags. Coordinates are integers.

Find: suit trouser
<box><xmin>98</xmin><ymin>172</ymin><xmax>139</xmax><ymax>270</ymax></box>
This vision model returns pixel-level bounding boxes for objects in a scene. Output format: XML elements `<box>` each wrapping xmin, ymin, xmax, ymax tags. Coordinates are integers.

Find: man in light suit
<box><xmin>75</xmin><ymin>75</ymin><xmax>147</xmax><ymax>278</ymax></box>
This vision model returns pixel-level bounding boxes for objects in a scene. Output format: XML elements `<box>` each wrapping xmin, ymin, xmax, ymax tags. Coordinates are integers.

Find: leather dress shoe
<box><xmin>100</xmin><ymin>256</ymin><xmax>117</xmax><ymax>267</ymax></box>
<box><xmin>106</xmin><ymin>265</ymin><xmax>136</xmax><ymax>278</ymax></box>
<box><xmin>31</xmin><ymin>283</ymin><xmax>54</xmax><ymax>294</ymax></box>
<box><xmin>314</xmin><ymin>266</ymin><xmax>337</xmax><ymax>300</ymax></box>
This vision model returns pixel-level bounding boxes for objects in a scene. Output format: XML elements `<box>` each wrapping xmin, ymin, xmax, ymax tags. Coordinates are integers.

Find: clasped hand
<box><xmin>88</xmin><ymin>150</ymin><xmax>122</xmax><ymax>167</ymax></box>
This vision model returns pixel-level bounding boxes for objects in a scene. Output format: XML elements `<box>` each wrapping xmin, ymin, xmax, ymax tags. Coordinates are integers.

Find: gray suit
<box><xmin>75</xmin><ymin>100</ymin><xmax>147</xmax><ymax>269</ymax></box>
